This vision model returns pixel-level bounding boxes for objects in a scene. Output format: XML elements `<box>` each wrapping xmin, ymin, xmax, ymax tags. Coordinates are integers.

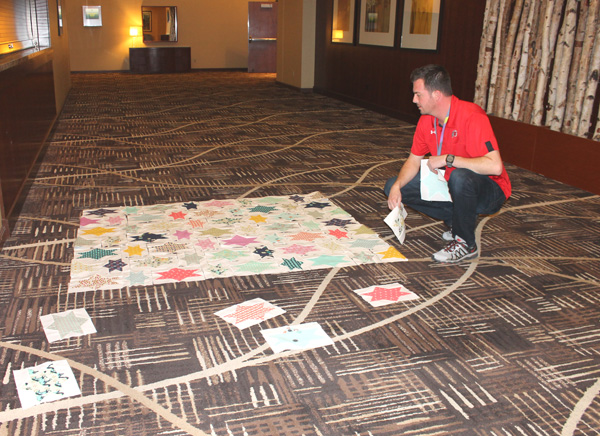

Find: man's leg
<box><xmin>384</xmin><ymin>174</ymin><xmax>454</xmax><ymax>227</ymax></box>
<box><xmin>448</xmin><ymin>168</ymin><xmax>507</xmax><ymax>248</ymax></box>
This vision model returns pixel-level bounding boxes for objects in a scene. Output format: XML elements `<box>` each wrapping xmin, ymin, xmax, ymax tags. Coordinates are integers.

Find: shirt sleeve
<box><xmin>465</xmin><ymin>112</ymin><xmax>499</xmax><ymax>157</ymax></box>
<box><xmin>411</xmin><ymin>116</ymin><xmax>433</xmax><ymax>156</ymax></box>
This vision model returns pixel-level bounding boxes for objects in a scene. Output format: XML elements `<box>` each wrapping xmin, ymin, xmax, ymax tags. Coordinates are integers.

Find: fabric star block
<box><xmin>13</xmin><ymin>360</ymin><xmax>81</xmax><ymax>409</ymax></box>
<box><xmin>353</xmin><ymin>283</ymin><xmax>419</xmax><ymax>307</ymax></box>
<box><xmin>215</xmin><ymin>298</ymin><xmax>285</xmax><ymax>329</ymax></box>
<box><xmin>40</xmin><ymin>308</ymin><xmax>97</xmax><ymax>343</ymax></box>
<box><xmin>261</xmin><ymin>322</ymin><xmax>334</xmax><ymax>353</ymax></box>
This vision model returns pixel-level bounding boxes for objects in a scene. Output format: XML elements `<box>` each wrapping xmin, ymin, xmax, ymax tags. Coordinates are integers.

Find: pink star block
<box><xmin>156</xmin><ymin>268</ymin><xmax>201</xmax><ymax>281</ymax></box>
<box><xmin>363</xmin><ymin>286</ymin><xmax>411</xmax><ymax>302</ymax></box>
<box><xmin>291</xmin><ymin>232</ymin><xmax>322</xmax><ymax>242</ymax></box>
<box><xmin>108</xmin><ymin>216</ymin><xmax>124</xmax><ymax>225</ymax></box>
<box><xmin>174</xmin><ymin>230</ymin><xmax>192</xmax><ymax>240</ymax></box>
<box><xmin>169</xmin><ymin>211</ymin><xmax>187</xmax><ymax>220</ymax></box>
<box><xmin>329</xmin><ymin>229</ymin><xmax>348</xmax><ymax>239</ymax></box>
<box><xmin>80</xmin><ymin>217</ymin><xmax>99</xmax><ymax>227</ymax></box>
<box><xmin>224</xmin><ymin>235</ymin><xmax>258</xmax><ymax>246</ymax></box>
<box><xmin>283</xmin><ymin>244</ymin><xmax>317</xmax><ymax>255</ymax></box>
<box><xmin>226</xmin><ymin>302</ymin><xmax>274</xmax><ymax>324</ymax></box>
<box><xmin>204</xmin><ymin>200</ymin><xmax>234</xmax><ymax>207</ymax></box>
<box><xmin>196</xmin><ymin>239</ymin><xmax>216</xmax><ymax>249</ymax></box>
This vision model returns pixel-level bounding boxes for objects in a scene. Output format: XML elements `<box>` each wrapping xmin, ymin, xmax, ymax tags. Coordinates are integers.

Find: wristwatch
<box><xmin>446</xmin><ymin>154</ymin><xmax>455</xmax><ymax>168</ymax></box>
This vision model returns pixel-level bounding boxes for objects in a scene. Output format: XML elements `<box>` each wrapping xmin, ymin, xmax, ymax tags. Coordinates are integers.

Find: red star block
<box><xmin>156</xmin><ymin>268</ymin><xmax>201</xmax><ymax>281</ymax></box>
<box><xmin>226</xmin><ymin>303</ymin><xmax>274</xmax><ymax>324</ymax></box>
<box><xmin>328</xmin><ymin>229</ymin><xmax>348</xmax><ymax>239</ymax></box>
<box><xmin>363</xmin><ymin>286</ymin><xmax>411</xmax><ymax>302</ymax></box>
<box><xmin>169</xmin><ymin>211</ymin><xmax>187</xmax><ymax>220</ymax></box>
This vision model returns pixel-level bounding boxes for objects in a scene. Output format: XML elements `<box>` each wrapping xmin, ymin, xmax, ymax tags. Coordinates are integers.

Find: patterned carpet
<box><xmin>0</xmin><ymin>71</ymin><xmax>599</xmax><ymax>435</ymax></box>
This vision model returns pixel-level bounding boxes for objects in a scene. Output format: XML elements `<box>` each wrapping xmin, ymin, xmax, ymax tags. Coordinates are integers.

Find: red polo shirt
<box><xmin>411</xmin><ymin>95</ymin><xmax>511</xmax><ymax>199</ymax></box>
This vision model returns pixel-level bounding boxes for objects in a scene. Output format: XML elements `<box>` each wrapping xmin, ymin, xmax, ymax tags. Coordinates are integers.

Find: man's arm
<box><xmin>427</xmin><ymin>150</ymin><xmax>504</xmax><ymax>176</ymax></box>
<box><xmin>387</xmin><ymin>153</ymin><xmax>423</xmax><ymax>210</ymax></box>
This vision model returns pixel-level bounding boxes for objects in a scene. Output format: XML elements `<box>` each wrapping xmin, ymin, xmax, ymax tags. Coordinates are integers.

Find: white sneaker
<box><xmin>433</xmin><ymin>236</ymin><xmax>478</xmax><ymax>263</ymax></box>
<box><xmin>442</xmin><ymin>230</ymin><xmax>453</xmax><ymax>241</ymax></box>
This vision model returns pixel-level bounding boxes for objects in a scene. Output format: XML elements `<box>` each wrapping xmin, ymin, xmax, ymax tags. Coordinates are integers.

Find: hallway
<box><xmin>0</xmin><ymin>71</ymin><xmax>599</xmax><ymax>435</ymax></box>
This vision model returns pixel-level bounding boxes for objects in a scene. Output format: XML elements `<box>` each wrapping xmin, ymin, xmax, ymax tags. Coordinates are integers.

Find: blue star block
<box><xmin>104</xmin><ymin>259</ymin><xmax>127</xmax><ymax>272</ymax></box>
<box><xmin>78</xmin><ymin>248</ymin><xmax>118</xmax><ymax>260</ymax></box>
<box><xmin>309</xmin><ymin>255</ymin><xmax>348</xmax><ymax>267</ymax></box>
<box><xmin>254</xmin><ymin>246</ymin><xmax>274</xmax><ymax>258</ymax></box>
<box><xmin>324</xmin><ymin>218</ymin><xmax>353</xmax><ymax>227</ymax></box>
<box><xmin>131</xmin><ymin>232</ymin><xmax>167</xmax><ymax>243</ymax></box>
<box><xmin>305</xmin><ymin>201</ymin><xmax>330</xmax><ymax>209</ymax></box>
<box><xmin>86</xmin><ymin>208</ymin><xmax>118</xmax><ymax>217</ymax></box>
<box><xmin>249</xmin><ymin>205</ymin><xmax>276</xmax><ymax>213</ymax></box>
<box><xmin>281</xmin><ymin>257</ymin><xmax>304</xmax><ymax>270</ymax></box>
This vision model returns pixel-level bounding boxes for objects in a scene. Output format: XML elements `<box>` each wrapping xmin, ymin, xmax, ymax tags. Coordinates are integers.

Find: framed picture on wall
<box><xmin>332</xmin><ymin>0</ymin><xmax>355</xmax><ymax>44</ymax></box>
<box><xmin>57</xmin><ymin>0</ymin><xmax>63</xmax><ymax>36</ymax></box>
<box><xmin>358</xmin><ymin>0</ymin><xmax>397</xmax><ymax>47</ymax></box>
<box><xmin>142</xmin><ymin>11</ymin><xmax>152</xmax><ymax>32</ymax></box>
<box><xmin>82</xmin><ymin>6</ymin><xmax>102</xmax><ymax>27</ymax></box>
<box><xmin>400</xmin><ymin>0</ymin><xmax>442</xmax><ymax>50</ymax></box>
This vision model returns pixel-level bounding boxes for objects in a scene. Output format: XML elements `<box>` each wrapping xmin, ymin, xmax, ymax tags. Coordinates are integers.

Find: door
<box><xmin>248</xmin><ymin>2</ymin><xmax>278</xmax><ymax>73</ymax></box>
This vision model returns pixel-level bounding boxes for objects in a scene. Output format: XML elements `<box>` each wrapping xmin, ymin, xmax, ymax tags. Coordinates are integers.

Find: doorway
<box><xmin>248</xmin><ymin>2</ymin><xmax>278</xmax><ymax>73</ymax></box>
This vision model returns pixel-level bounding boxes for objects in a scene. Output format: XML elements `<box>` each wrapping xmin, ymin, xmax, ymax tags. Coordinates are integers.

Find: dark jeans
<box><xmin>384</xmin><ymin>168</ymin><xmax>507</xmax><ymax>248</ymax></box>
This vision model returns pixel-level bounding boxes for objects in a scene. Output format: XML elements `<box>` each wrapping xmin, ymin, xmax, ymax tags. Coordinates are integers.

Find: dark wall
<box><xmin>0</xmin><ymin>49</ymin><xmax>56</xmax><ymax>243</ymax></box>
<box><xmin>314</xmin><ymin>0</ymin><xmax>486</xmax><ymax>123</ymax></box>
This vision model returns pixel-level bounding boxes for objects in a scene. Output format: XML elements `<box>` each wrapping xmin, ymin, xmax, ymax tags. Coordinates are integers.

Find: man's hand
<box><xmin>427</xmin><ymin>154</ymin><xmax>446</xmax><ymax>173</ymax></box>
<box><xmin>387</xmin><ymin>182</ymin><xmax>402</xmax><ymax>210</ymax></box>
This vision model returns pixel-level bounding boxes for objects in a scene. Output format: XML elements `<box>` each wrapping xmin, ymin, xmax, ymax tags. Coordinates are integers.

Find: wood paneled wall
<box><xmin>314</xmin><ymin>1</ymin><xmax>598</xmax><ymax>195</ymax></box>
<box><xmin>0</xmin><ymin>49</ymin><xmax>56</xmax><ymax>243</ymax></box>
<box><xmin>314</xmin><ymin>0</ymin><xmax>486</xmax><ymax>123</ymax></box>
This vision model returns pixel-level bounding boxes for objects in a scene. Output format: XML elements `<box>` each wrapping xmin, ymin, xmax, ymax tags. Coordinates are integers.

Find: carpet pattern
<box><xmin>0</xmin><ymin>71</ymin><xmax>599</xmax><ymax>435</ymax></box>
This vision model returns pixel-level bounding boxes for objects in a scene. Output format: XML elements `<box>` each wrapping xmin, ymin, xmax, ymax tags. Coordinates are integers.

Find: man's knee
<box><xmin>448</xmin><ymin>168</ymin><xmax>480</xmax><ymax>195</ymax></box>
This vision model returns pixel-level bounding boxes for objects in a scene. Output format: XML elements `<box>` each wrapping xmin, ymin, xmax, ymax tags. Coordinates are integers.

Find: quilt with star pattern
<box><xmin>68</xmin><ymin>192</ymin><xmax>406</xmax><ymax>293</ymax></box>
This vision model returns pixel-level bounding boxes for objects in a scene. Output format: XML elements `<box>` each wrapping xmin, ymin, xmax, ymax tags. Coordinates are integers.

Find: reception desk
<box><xmin>129</xmin><ymin>47</ymin><xmax>191</xmax><ymax>74</ymax></box>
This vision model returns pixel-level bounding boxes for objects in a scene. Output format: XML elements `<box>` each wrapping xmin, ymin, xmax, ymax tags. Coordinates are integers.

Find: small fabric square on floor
<box><xmin>13</xmin><ymin>360</ymin><xmax>81</xmax><ymax>409</ymax></box>
<box><xmin>215</xmin><ymin>298</ymin><xmax>285</xmax><ymax>329</ymax></box>
<box><xmin>353</xmin><ymin>283</ymin><xmax>419</xmax><ymax>307</ymax></box>
<box><xmin>40</xmin><ymin>308</ymin><xmax>97</xmax><ymax>343</ymax></box>
<box><xmin>261</xmin><ymin>322</ymin><xmax>334</xmax><ymax>353</ymax></box>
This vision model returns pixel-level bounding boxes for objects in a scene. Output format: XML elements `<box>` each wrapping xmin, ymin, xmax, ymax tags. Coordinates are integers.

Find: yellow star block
<box><xmin>124</xmin><ymin>245</ymin><xmax>145</xmax><ymax>256</ymax></box>
<box><xmin>249</xmin><ymin>215</ymin><xmax>267</xmax><ymax>223</ymax></box>
<box><xmin>82</xmin><ymin>227</ymin><xmax>114</xmax><ymax>236</ymax></box>
<box><xmin>378</xmin><ymin>246</ymin><xmax>407</xmax><ymax>259</ymax></box>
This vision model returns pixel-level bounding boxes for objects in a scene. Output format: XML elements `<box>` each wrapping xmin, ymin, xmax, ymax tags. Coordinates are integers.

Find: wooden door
<box><xmin>248</xmin><ymin>2</ymin><xmax>277</xmax><ymax>73</ymax></box>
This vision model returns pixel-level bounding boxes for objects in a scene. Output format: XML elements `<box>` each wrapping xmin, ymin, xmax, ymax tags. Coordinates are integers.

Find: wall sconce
<box><xmin>129</xmin><ymin>26</ymin><xmax>140</xmax><ymax>47</ymax></box>
<box><xmin>332</xmin><ymin>30</ymin><xmax>344</xmax><ymax>41</ymax></box>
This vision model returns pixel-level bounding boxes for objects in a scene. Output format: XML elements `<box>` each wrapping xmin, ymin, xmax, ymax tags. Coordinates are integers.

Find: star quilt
<box><xmin>68</xmin><ymin>192</ymin><xmax>406</xmax><ymax>292</ymax></box>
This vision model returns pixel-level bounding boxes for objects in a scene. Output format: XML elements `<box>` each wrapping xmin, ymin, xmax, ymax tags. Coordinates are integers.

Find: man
<box><xmin>385</xmin><ymin>65</ymin><xmax>511</xmax><ymax>263</ymax></box>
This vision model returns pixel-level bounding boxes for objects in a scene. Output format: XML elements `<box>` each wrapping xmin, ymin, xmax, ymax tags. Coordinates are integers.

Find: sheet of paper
<box><xmin>384</xmin><ymin>203</ymin><xmax>407</xmax><ymax>244</ymax></box>
<box><xmin>13</xmin><ymin>360</ymin><xmax>81</xmax><ymax>409</ymax></box>
<box><xmin>260</xmin><ymin>322</ymin><xmax>334</xmax><ymax>353</ymax></box>
<box><xmin>420</xmin><ymin>160</ymin><xmax>452</xmax><ymax>202</ymax></box>
<box><xmin>353</xmin><ymin>283</ymin><xmax>419</xmax><ymax>307</ymax></box>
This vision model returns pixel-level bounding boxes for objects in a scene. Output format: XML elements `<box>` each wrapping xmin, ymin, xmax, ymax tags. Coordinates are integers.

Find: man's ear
<box><xmin>432</xmin><ymin>90</ymin><xmax>442</xmax><ymax>101</ymax></box>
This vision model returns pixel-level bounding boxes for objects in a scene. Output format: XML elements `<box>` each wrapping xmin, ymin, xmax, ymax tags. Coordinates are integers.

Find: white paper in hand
<box><xmin>384</xmin><ymin>203</ymin><xmax>407</xmax><ymax>244</ymax></box>
<box><xmin>420</xmin><ymin>159</ymin><xmax>452</xmax><ymax>202</ymax></box>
